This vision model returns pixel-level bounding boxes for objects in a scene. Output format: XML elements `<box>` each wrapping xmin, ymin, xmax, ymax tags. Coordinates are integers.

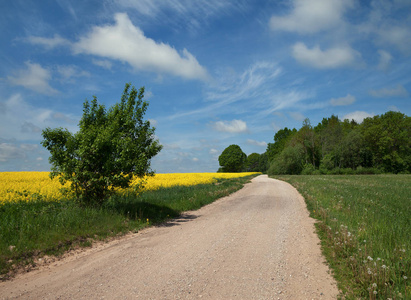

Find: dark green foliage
<box><xmin>361</xmin><ymin>111</ymin><xmax>411</xmax><ymax>173</ymax></box>
<box><xmin>244</xmin><ymin>153</ymin><xmax>268</xmax><ymax>172</ymax></box>
<box><xmin>266</xmin><ymin>127</ymin><xmax>296</xmax><ymax>161</ymax></box>
<box><xmin>218</xmin><ymin>144</ymin><xmax>247</xmax><ymax>172</ymax></box>
<box><xmin>245</xmin><ymin>153</ymin><xmax>260</xmax><ymax>171</ymax></box>
<box><xmin>41</xmin><ymin>83</ymin><xmax>162</xmax><ymax>206</ymax></box>
<box><xmin>268</xmin><ymin>143</ymin><xmax>305</xmax><ymax>175</ymax></box>
<box><xmin>267</xmin><ymin>111</ymin><xmax>410</xmax><ymax>175</ymax></box>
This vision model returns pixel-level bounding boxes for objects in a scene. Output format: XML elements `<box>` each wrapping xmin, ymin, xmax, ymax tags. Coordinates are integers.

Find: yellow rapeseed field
<box><xmin>0</xmin><ymin>172</ymin><xmax>259</xmax><ymax>204</ymax></box>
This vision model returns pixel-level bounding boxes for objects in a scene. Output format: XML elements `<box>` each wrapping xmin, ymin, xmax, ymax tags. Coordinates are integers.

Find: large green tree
<box><xmin>41</xmin><ymin>83</ymin><xmax>162</xmax><ymax>205</ymax></box>
<box><xmin>218</xmin><ymin>144</ymin><xmax>247</xmax><ymax>172</ymax></box>
<box><xmin>244</xmin><ymin>153</ymin><xmax>261</xmax><ymax>172</ymax></box>
<box><xmin>362</xmin><ymin>111</ymin><xmax>411</xmax><ymax>173</ymax></box>
<box><xmin>266</xmin><ymin>127</ymin><xmax>296</xmax><ymax>162</ymax></box>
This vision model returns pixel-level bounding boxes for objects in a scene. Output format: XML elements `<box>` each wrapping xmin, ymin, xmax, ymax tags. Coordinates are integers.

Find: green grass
<box><xmin>0</xmin><ymin>175</ymin><xmax>256</xmax><ymax>280</ymax></box>
<box><xmin>274</xmin><ymin>175</ymin><xmax>410</xmax><ymax>299</ymax></box>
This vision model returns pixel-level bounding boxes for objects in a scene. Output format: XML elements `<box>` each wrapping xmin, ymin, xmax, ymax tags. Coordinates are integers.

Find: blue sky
<box><xmin>1</xmin><ymin>0</ymin><xmax>410</xmax><ymax>173</ymax></box>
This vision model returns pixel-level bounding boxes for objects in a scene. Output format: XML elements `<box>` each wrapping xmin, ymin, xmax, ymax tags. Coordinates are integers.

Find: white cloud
<box><xmin>192</xmin><ymin>157</ymin><xmax>199</xmax><ymax>162</ymax></box>
<box><xmin>360</xmin><ymin>1</ymin><xmax>411</xmax><ymax>55</ymax></box>
<box><xmin>269</xmin><ymin>0</ymin><xmax>354</xmax><ymax>34</ymax></box>
<box><xmin>343</xmin><ymin>111</ymin><xmax>374</xmax><ymax>123</ymax></box>
<box><xmin>92</xmin><ymin>59</ymin><xmax>113</xmax><ymax>70</ymax></box>
<box><xmin>27</xmin><ymin>34</ymin><xmax>70</xmax><ymax>49</ymax></box>
<box><xmin>377</xmin><ymin>26</ymin><xmax>411</xmax><ymax>55</ymax></box>
<box><xmin>209</xmin><ymin>148</ymin><xmax>218</xmax><ymax>155</ymax></box>
<box><xmin>388</xmin><ymin>105</ymin><xmax>400</xmax><ymax>112</ymax></box>
<box><xmin>288</xmin><ymin>111</ymin><xmax>305</xmax><ymax>122</ymax></box>
<box><xmin>73</xmin><ymin>13</ymin><xmax>208</xmax><ymax>81</ymax></box>
<box><xmin>369</xmin><ymin>85</ymin><xmax>409</xmax><ymax>98</ymax></box>
<box><xmin>377</xmin><ymin>50</ymin><xmax>392</xmax><ymax>71</ymax></box>
<box><xmin>330</xmin><ymin>94</ymin><xmax>356</xmax><ymax>106</ymax></box>
<box><xmin>292</xmin><ymin>42</ymin><xmax>360</xmax><ymax>69</ymax></box>
<box><xmin>0</xmin><ymin>143</ymin><xmax>26</xmax><ymax>162</ymax></box>
<box><xmin>8</xmin><ymin>61</ymin><xmax>58</xmax><ymax>95</ymax></box>
<box><xmin>148</xmin><ymin>119</ymin><xmax>158</xmax><ymax>127</ymax></box>
<box><xmin>0</xmin><ymin>94</ymin><xmax>77</xmax><ymax>142</ymax></box>
<box><xmin>212</xmin><ymin>119</ymin><xmax>248</xmax><ymax>133</ymax></box>
<box><xmin>21</xmin><ymin>122</ymin><xmax>42</xmax><ymax>133</ymax></box>
<box><xmin>56</xmin><ymin>65</ymin><xmax>90</xmax><ymax>82</ymax></box>
<box><xmin>246</xmin><ymin>139</ymin><xmax>267</xmax><ymax>147</ymax></box>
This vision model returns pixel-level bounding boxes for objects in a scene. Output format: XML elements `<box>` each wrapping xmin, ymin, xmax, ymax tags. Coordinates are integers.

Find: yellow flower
<box><xmin>0</xmin><ymin>172</ymin><xmax>260</xmax><ymax>204</ymax></box>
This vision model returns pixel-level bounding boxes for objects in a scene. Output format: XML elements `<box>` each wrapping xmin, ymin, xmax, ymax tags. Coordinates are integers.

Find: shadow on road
<box><xmin>157</xmin><ymin>213</ymin><xmax>199</xmax><ymax>227</ymax></box>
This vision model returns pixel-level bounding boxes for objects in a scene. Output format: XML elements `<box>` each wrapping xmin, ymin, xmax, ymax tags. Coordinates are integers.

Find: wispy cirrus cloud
<box><xmin>27</xmin><ymin>34</ymin><xmax>70</xmax><ymax>49</ymax></box>
<box><xmin>167</xmin><ymin>61</ymin><xmax>313</xmax><ymax>123</ymax></box>
<box><xmin>115</xmin><ymin>0</ymin><xmax>246</xmax><ymax>33</ymax></box>
<box><xmin>369</xmin><ymin>85</ymin><xmax>409</xmax><ymax>98</ymax></box>
<box><xmin>167</xmin><ymin>62</ymin><xmax>284</xmax><ymax>120</ymax></box>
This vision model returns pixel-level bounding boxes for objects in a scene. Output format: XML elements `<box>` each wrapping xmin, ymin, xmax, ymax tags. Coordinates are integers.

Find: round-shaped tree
<box><xmin>218</xmin><ymin>144</ymin><xmax>246</xmax><ymax>172</ymax></box>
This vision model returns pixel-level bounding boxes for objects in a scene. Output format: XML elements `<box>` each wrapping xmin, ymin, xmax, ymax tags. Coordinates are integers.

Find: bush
<box><xmin>301</xmin><ymin>163</ymin><xmax>316</xmax><ymax>175</ymax></box>
<box><xmin>267</xmin><ymin>144</ymin><xmax>304</xmax><ymax>175</ymax></box>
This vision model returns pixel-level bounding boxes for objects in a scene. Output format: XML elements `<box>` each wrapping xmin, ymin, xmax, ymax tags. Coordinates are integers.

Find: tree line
<box><xmin>218</xmin><ymin>111</ymin><xmax>411</xmax><ymax>175</ymax></box>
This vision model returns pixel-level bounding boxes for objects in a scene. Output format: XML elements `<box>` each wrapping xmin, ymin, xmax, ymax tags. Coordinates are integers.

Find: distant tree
<box><xmin>340</xmin><ymin>128</ymin><xmax>366</xmax><ymax>169</ymax></box>
<box><xmin>218</xmin><ymin>144</ymin><xmax>247</xmax><ymax>172</ymax></box>
<box><xmin>41</xmin><ymin>83</ymin><xmax>162</xmax><ymax>206</ymax></box>
<box><xmin>296</xmin><ymin>118</ymin><xmax>320</xmax><ymax>167</ymax></box>
<box><xmin>258</xmin><ymin>153</ymin><xmax>269</xmax><ymax>173</ymax></box>
<box><xmin>265</xmin><ymin>111</ymin><xmax>410</xmax><ymax>175</ymax></box>
<box><xmin>361</xmin><ymin>111</ymin><xmax>411</xmax><ymax>173</ymax></box>
<box><xmin>244</xmin><ymin>153</ymin><xmax>261</xmax><ymax>172</ymax></box>
<box><xmin>268</xmin><ymin>143</ymin><xmax>305</xmax><ymax>175</ymax></box>
<box><xmin>266</xmin><ymin>127</ymin><xmax>296</xmax><ymax>161</ymax></box>
<box><xmin>315</xmin><ymin>115</ymin><xmax>343</xmax><ymax>162</ymax></box>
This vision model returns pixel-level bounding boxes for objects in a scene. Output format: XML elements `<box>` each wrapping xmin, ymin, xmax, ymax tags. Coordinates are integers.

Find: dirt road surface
<box><xmin>0</xmin><ymin>175</ymin><xmax>339</xmax><ymax>299</ymax></box>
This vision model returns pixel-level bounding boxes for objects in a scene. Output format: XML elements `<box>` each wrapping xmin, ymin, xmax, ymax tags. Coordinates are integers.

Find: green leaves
<box><xmin>218</xmin><ymin>144</ymin><xmax>247</xmax><ymax>172</ymax></box>
<box><xmin>41</xmin><ymin>83</ymin><xmax>162</xmax><ymax>206</ymax></box>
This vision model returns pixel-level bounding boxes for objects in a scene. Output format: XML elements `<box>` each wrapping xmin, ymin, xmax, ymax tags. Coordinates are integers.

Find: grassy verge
<box><xmin>273</xmin><ymin>175</ymin><xmax>410</xmax><ymax>299</ymax></box>
<box><xmin>0</xmin><ymin>174</ymin><xmax>257</xmax><ymax>280</ymax></box>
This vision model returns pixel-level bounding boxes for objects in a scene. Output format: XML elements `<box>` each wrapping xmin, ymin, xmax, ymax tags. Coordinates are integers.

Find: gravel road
<box><xmin>0</xmin><ymin>175</ymin><xmax>339</xmax><ymax>299</ymax></box>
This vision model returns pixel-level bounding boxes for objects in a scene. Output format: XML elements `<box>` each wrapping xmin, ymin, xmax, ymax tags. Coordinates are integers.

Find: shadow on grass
<box><xmin>105</xmin><ymin>199</ymin><xmax>180</xmax><ymax>224</ymax></box>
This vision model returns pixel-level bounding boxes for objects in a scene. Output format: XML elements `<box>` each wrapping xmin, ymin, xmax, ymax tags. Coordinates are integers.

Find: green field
<box><xmin>275</xmin><ymin>175</ymin><xmax>410</xmax><ymax>299</ymax></box>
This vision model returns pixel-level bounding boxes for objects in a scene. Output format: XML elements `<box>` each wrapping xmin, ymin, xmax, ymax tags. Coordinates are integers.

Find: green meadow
<box><xmin>275</xmin><ymin>174</ymin><xmax>410</xmax><ymax>299</ymax></box>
